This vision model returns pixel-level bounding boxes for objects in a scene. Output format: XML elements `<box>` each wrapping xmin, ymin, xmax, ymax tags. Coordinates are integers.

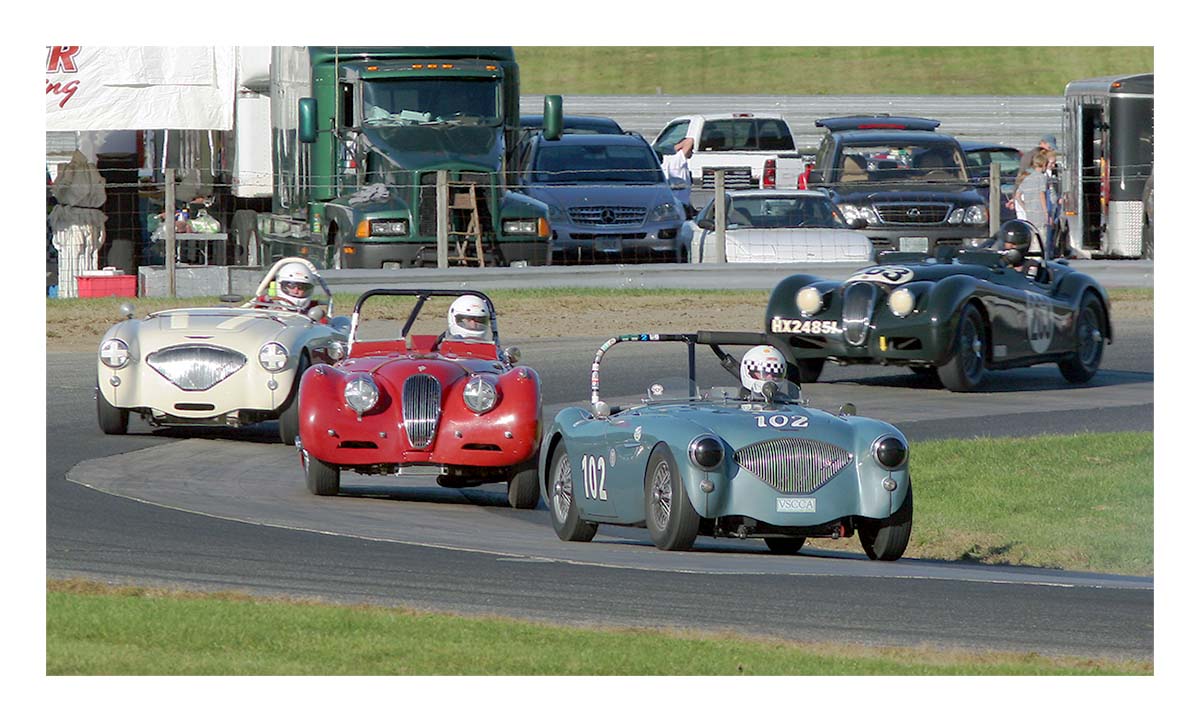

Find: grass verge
<box><xmin>46</xmin><ymin>580</ymin><xmax>1151</xmax><ymax>675</ymax></box>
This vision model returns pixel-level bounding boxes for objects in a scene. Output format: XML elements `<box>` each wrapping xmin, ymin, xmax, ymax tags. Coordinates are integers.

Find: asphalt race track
<box><xmin>47</xmin><ymin>321</ymin><xmax>1154</xmax><ymax>661</ymax></box>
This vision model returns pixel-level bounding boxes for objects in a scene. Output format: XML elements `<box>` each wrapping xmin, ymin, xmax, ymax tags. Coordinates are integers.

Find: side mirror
<box><xmin>848</xmin><ymin>217</ymin><xmax>868</xmax><ymax>230</ymax></box>
<box><xmin>838</xmin><ymin>402</ymin><xmax>857</xmax><ymax>417</ymax></box>
<box><xmin>542</xmin><ymin>95</ymin><xmax>563</xmax><ymax>142</ymax></box>
<box><xmin>307</xmin><ymin>305</ymin><xmax>327</xmax><ymax>322</ymax></box>
<box><xmin>503</xmin><ymin>346</ymin><xmax>522</xmax><ymax>364</ymax></box>
<box><xmin>697</xmin><ymin>219</ymin><xmax>715</xmax><ymax>230</ymax></box>
<box><xmin>118</xmin><ymin>301</ymin><xmax>135</xmax><ymax>320</ymax></box>
<box><xmin>761</xmin><ymin>381</ymin><xmax>778</xmax><ymax>404</ymax></box>
<box><xmin>591</xmin><ymin>401</ymin><xmax>611</xmax><ymax>419</ymax></box>
<box><xmin>298</xmin><ymin>98</ymin><xmax>318</xmax><ymax>144</ymax></box>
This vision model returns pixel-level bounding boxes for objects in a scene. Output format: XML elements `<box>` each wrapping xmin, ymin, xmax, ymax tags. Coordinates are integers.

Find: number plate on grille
<box><xmin>776</xmin><ymin>497</ymin><xmax>817</xmax><ymax>513</ymax></box>
<box><xmin>595</xmin><ymin>237</ymin><xmax>621</xmax><ymax>253</ymax></box>
<box><xmin>899</xmin><ymin>237</ymin><xmax>928</xmax><ymax>252</ymax></box>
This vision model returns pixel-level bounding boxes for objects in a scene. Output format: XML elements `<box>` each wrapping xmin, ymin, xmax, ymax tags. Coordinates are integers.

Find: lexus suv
<box><xmin>805</xmin><ymin>115</ymin><xmax>991</xmax><ymax>256</ymax></box>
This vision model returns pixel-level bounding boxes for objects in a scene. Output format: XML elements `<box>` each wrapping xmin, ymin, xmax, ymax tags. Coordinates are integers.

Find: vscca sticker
<box><xmin>777</xmin><ymin>498</ymin><xmax>816</xmax><ymax>513</ymax></box>
<box><xmin>771</xmin><ymin>318</ymin><xmax>842</xmax><ymax>335</ymax></box>
<box><xmin>847</xmin><ymin>266</ymin><xmax>915</xmax><ymax>285</ymax></box>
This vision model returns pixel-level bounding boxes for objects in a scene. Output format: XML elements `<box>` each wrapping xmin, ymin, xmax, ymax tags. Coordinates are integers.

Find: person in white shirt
<box><xmin>661</xmin><ymin>137</ymin><xmax>695</xmax><ymax>216</ymax></box>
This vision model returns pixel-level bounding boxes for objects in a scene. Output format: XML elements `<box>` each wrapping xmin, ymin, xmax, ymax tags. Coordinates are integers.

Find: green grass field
<box><xmin>514</xmin><ymin>47</ymin><xmax>1153</xmax><ymax>96</ymax></box>
<box><xmin>46</xmin><ymin>580</ymin><xmax>1150</xmax><ymax>675</ymax></box>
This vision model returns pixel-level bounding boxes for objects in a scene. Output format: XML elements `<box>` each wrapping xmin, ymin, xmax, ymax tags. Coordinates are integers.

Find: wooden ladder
<box><xmin>447</xmin><ymin>183</ymin><xmax>486</xmax><ymax>267</ymax></box>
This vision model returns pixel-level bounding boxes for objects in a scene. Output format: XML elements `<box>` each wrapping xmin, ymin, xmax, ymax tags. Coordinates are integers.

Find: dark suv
<box><xmin>806</xmin><ymin>116</ymin><xmax>991</xmax><ymax>256</ymax></box>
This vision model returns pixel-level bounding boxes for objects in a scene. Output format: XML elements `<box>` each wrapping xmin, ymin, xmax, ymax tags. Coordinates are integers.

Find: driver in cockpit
<box><xmin>254</xmin><ymin>261</ymin><xmax>325</xmax><ymax>317</ymax></box>
<box><xmin>740</xmin><ymin>345</ymin><xmax>788</xmax><ymax>398</ymax></box>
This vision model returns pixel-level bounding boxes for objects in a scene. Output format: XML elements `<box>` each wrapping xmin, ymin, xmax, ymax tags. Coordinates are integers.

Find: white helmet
<box><xmin>276</xmin><ymin>262</ymin><xmax>316</xmax><ymax>307</ymax></box>
<box><xmin>740</xmin><ymin>345</ymin><xmax>787</xmax><ymax>395</ymax></box>
<box><xmin>447</xmin><ymin>294</ymin><xmax>489</xmax><ymax>339</ymax></box>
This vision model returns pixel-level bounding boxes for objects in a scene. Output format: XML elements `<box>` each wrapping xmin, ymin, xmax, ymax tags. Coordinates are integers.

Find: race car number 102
<box><xmin>756</xmin><ymin>414</ymin><xmax>809</xmax><ymax>428</ymax></box>
<box><xmin>581</xmin><ymin>454</ymin><xmax>608</xmax><ymax>501</ymax></box>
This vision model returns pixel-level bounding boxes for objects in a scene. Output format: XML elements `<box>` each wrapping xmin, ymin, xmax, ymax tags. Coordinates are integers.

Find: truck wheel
<box><xmin>549</xmin><ymin>444</ymin><xmax>597</xmax><ymax>542</ymax></box>
<box><xmin>937</xmin><ymin>305</ymin><xmax>987</xmax><ymax>392</ymax></box>
<box><xmin>276</xmin><ymin>354</ymin><xmax>309</xmax><ymax>445</ymax></box>
<box><xmin>96</xmin><ymin>383</ymin><xmax>128</xmax><ymax>435</ymax></box>
<box><xmin>1058</xmin><ymin>295</ymin><xmax>1106</xmax><ymax>384</ymax></box>
<box><xmin>645</xmin><ymin>445</ymin><xmax>699</xmax><ymax>551</ymax></box>
<box><xmin>506</xmin><ymin>460</ymin><xmax>541</xmax><ymax>509</ymax></box>
<box><xmin>765</xmin><ymin>537</ymin><xmax>806</xmax><ymax>555</ymax></box>
<box><xmin>858</xmin><ymin>486</ymin><xmax>913</xmax><ymax>561</ymax></box>
<box><xmin>304</xmin><ymin>452</ymin><xmax>341</xmax><ymax>496</ymax></box>
<box><xmin>230</xmin><ymin>210</ymin><xmax>258</xmax><ymax>267</ymax></box>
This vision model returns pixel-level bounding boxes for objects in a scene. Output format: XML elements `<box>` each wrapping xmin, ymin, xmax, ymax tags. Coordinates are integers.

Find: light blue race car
<box><xmin>538</xmin><ymin>331</ymin><xmax>913</xmax><ymax>559</ymax></box>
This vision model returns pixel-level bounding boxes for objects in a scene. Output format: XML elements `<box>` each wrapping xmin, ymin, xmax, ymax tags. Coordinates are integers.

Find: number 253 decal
<box><xmin>755</xmin><ymin>414</ymin><xmax>809</xmax><ymax>428</ymax></box>
<box><xmin>580</xmin><ymin>455</ymin><xmax>608</xmax><ymax>501</ymax></box>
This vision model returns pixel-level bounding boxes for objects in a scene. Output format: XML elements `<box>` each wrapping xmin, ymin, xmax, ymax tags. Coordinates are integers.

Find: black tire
<box><xmin>230</xmin><ymin>210</ymin><xmax>258</xmax><ymax>267</ymax></box>
<box><xmin>276</xmin><ymin>354</ymin><xmax>309</xmax><ymax>445</ymax></box>
<box><xmin>548</xmin><ymin>443</ymin><xmax>597</xmax><ymax>542</ymax></box>
<box><xmin>936</xmin><ymin>304</ymin><xmax>987</xmax><ymax>392</ymax></box>
<box><xmin>1058</xmin><ymin>294</ymin><xmax>1106</xmax><ymax>384</ymax></box>
<box><xmin>304</xmin><ymin>452</ymin><xmax>341</xmax><ymax>496</ymax></box>
<box><xmin>96</xmin><ymin>384</ymin><xmax>129</xmax><ymax>435</ymax></box>
<box><xmin>764</xmin><ymin>537</ymin><xmax>806</xmax><ymax>555</ymax></box>
<box><xmin>506</xmin><ymin>459</ymin><xmax>541</xmax><ymax>509</ymax></box>
<box><xmin>858</xmin><ymin>486</ymin><xmax>913</xmax><ymax>561</ymax></box>
<box><xmin>644</xmin><ymin>445</ymin><xmax>700</xmax><ymax>551</ymax></box>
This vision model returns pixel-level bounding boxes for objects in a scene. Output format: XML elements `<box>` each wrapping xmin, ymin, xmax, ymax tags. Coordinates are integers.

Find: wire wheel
<box><xmin>549</xmin><ymin>444</ymin><xmax>597</xmax><ymax>543</ymax></box>
<box><xmin>1059</xmin><ymin>295</ymin><xmax>1106</xmax><ymax>383</ymax></box>
<box><xmin>552</xmin><ymin>451</ymin><xmax>574</xmax><ymax>524</ymax></box>
<box><xmin>649</xmin><ymin>460</ymin><xmax>673</xmax><ymax>531</ymax></box>
<box><xmin>938</xmin><ymin>305</ymin><xmax>986</xmax><ymax>392</ymax></box>
<box><xmin>1076</xmin><ymin>306</ymin><xmax>1103</xmax><ymax>369</ymax></box>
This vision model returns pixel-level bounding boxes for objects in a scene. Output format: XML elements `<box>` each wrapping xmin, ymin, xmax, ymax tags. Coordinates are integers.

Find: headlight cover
<box><xmin>796</xmin><ymin>286</ymin><xmax>825</xmax><ymax>316</ymax></box>
<box><xmin>463</xmin><ymin>376</ymin><xmax>498</xmax><ymax>413</ymax></box>
<box><xmin>838</xmin><ymin>204</ymin><xmax>880</xmax><ymax>225</ymax></box>
<box><xmin>369</xmin><ymin>219</ymin><xmax>409</xmax><ymax>236</ymax></box>
<box><xmin>888</xmin><ymin>288</ymin><xmax>916</xmax><ymax>317</ymax></box>
<box><xmin>648</xmin><ymin>202</ymin><xmax>681</xmax><ymax>223</ymax></box>
<box><xmin>99</xmin><ymin>338</ymin><xmax>130</xmax><ymax>369</ymax></box>
<box><xmin>344</xmin><ymin>375</ymin><xmax>380</xmax><ymax>415</ymax></box>
<box><xmin>873</xmin><ymin>436</ymin><xmax>908</xmax><ymax>470</ymax></box>
<box><xmin>964</xmin><ymin>205</ymin><xmax>988</xmax><ymax>225</ymax></box>
<box><xmin>547</xmin><ymin>204</ymin><xmax>568</xmax><ymax>223</ymax></box>
<box><xmin>688</xmin><ymin>435</ymin><xmax>724</xmax><ymax>470</ymax></box>
<box><xmin>258</xmin><ymin>342</ymin><xmax>289</xmax><ymax>372</ymax></box>
<box><xmin>503</xmin><ymin>219</ymin><xmax>539</xmax><ymax>235</ymax></box>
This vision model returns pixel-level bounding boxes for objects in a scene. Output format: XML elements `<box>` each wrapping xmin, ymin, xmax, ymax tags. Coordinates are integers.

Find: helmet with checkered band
<box><xmin>447</xmin><ymin>294</ymin><xmax>489</xmax><ymax>339</ymax></box>
<box><xmin>740</xmin><ymin>345</ymin><xmax>787</xmax><ymax>394</ymax></box>
<box><xmin>275</xmin><ymin>262</ymin><xmax>316</xmax><ymax>307</ymax></box>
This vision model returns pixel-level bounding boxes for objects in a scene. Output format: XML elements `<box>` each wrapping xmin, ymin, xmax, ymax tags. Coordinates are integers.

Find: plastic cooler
<box><xmin>77</xmin><ymin>274</ymin><xmax>137</xmax><ymax>298</ymax></box>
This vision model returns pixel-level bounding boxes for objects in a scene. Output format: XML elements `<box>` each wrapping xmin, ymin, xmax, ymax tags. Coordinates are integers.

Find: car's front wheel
<box><xmin>304</xmin><ymin>452</ymin><xmax>340</xmax><ymax>496</ymax></box>
<box><xmin>645</xmin><ymin>445</ymin><xmax>700</xmax><ymax>551</ymax></box>
<box><xmin>96</xmin><ymin>383</ymin><xmax>128</xmax><ymax>435</ymax></box>
<box><xmin>937</xmin><ymin>305</ymin><xmax>987</xmax><ymax>392</ymax></box>
<box><xmin>858</xmin><ymin>486</ymin><xmax>913</xmax><ymax>561</ymax></box>
<box><xmin>506</xmin><ymin>459</ymin><xmax>540</xmax><ymax>509</ymax></box>
<box><xmin>549</xmin><ymin>444</ymin><xmax>597</xmax><ymax>542</ymax></box>
<box><xmin>1058</xmin><ymin>294</ymin><xmax>1106</xmax><ymax>384</ymax></box>
<box><xmin>276</xmin><ymin>354</ymin><xmax>309</xmax><ymax>445</ymax></box>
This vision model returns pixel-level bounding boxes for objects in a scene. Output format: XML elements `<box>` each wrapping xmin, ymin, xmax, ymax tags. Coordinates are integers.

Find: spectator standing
<box><xmin>1016</xmin><ymin>152</ymin><xmax>1050</xmax><ymax>249</ymax></box>
<box><xmin>1020</xmin><ymin>135</ymin><xmax>1057</xmax><ymax>174</ymax></box>
<box><xmin>661</xmin><ymin>137</ymin><xmax>695</xmax><ymax>217</ymax></box>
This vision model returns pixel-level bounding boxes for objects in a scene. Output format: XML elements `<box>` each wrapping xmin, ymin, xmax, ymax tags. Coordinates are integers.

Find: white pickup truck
<box><xmin>650</xmin><ymin>113</ymin><xmax>809</xmax><ymax>196</ymax></box>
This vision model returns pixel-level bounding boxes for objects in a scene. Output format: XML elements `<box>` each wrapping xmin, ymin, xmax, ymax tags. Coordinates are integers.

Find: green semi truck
<box><xmin>225</xmin><ymin>46</ymin><xmax>561</xmax><ymax>269</ymax></box>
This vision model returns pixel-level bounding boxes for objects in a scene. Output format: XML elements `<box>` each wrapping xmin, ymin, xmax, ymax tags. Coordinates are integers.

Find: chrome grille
<box><xmin>568</xmin><ymin>206</ymin><xmax>647</xmax><ymax>226</ymax></box>
<box><xmin>402</xmin><ymin>374</ymin><xmax>442</xmax><ymax>449</ymax></box>
<box><xmin>701</xmin><ymin>167</ymin><xmax>755</xmax><ymax>189</ymax></box>
<box><xmin>146</xmin><ymin>345</ymin><xmax>246</xmax><ymax>391</ymax></box>
<box><xmin>735</xmin><ymin>438</ymin><xmax>851</xmax><ymax>494</ymax></box>
<box><xmin>874</xmin><ymin>203</ymin><xmax>951</xmax><ymax>224</ymax></box>
<box><xmin>842</xmin><ymin>282</ymin><xmax>878</xmax><ymax>347</ymax></box>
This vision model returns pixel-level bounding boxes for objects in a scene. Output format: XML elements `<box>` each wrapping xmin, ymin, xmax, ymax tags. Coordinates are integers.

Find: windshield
<box><xmin>532</xmin><ymin>143</ymin><xmax>664</xmax><ymax>185</ymax></box>
<box><xmin>703</xmin><ymin>381</ymin><xmax>803</xmax><ymax>404</ymax></box>
<box><xmin>707</xmin><ymin>195</ymin><xmax>847</xmax><ymax>229</ymax></box>
<box><xmin>698</xmin><ymin>118</ymin><xmax>795</xmax><ymax>152</ymax></box>
<box><xmin>361</xmin><ymin>78</ymin><xmax>502</xmax><ymax>126</ymax></box>
<box><xmin>836</xmin><ymin>141</ymin><xmax>968</xmax><ymax>184</ymax></box>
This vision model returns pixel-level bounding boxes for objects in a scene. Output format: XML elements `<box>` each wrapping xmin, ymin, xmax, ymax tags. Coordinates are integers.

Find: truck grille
<box><xmin>146</xmin><ymin>345</ymin><xmax>246</xmax><ymax>391</ymax></box>
<box><xmin>568</xmin><ymin>206</ymin><xmax>646</xmax><ymax>226</ymax></box>
<box><xmin>874</xmin><ymin>203</ymin><xmax>951</xmax><ymax>224</ymax></box>
<box><xmin>842</xmin><ymin>282</ymin><xmax>878</xmax><ymax>347</ymax></box>
<box><xmin>402</xmin><ymin>374</ymin><xmax>441</xmax><ymax>448</ymax></box>
<box><xmin>735</xmin><ymin>438</ymin><xmax>851</xmax><ymax>494</ymax></box>
<box><xmin>701</xmin><ymin>167</ymin><xmax>755</xmax><ymax>189</ymax></box>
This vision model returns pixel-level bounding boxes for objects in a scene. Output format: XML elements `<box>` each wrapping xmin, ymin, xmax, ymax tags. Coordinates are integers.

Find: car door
<box><xmin>985</xmin><ymin>268</ymin><xmax>1073</xmax><ymax>361</ymax></box>
<box><xmin>602</xmin><ymin>411</ymin><xmax>653</xmax><ymax>523</ymax></box>
<box><xmin>564</xmin><ymin>419</ymin><xmax>618</xmax><ymax>521</ymax></box>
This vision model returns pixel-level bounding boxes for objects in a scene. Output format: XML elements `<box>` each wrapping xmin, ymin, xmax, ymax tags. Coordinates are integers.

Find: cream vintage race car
<box><xmin>95</xmin><ymin>258</ymin><xmax>349</xmax><ymax>443</ymax></box>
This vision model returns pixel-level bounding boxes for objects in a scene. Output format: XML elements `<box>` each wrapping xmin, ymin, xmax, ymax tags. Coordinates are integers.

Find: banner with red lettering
<box><xmin>45</xmin><ymin>46</ymin><xmax>236</xmax><ymax>131</ymax></box>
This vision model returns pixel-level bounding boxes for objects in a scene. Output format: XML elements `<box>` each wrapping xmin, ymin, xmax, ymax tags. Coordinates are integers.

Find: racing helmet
<box><xmin>740</xmin><ymin>345</ymin><xmax>787</xmax><ymax>394</ymax></box>
<box><xmin>996</xmin><ymin>219</ymin><xmax>1040</xmax><ymax>255</ymax></box>
<box><xmin>276</xmin><ymin>262</ymin><xmax>316</xmax><ymax>307</ymax></box>
<box><xmin>447</xmin><ymin>294</ymin><xmax>490</xmax><ymax>339</ymax></box>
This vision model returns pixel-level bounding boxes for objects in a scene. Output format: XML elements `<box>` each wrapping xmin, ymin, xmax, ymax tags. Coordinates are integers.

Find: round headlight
<box><xmin>873</xmin><ymin>436</ymin><xmax>908</xmax><ymax>470</ymax></box>
<box><xmin>888</xmin><ymin>288</ymin><xmax>916</xmax><ymax>317</ymax></box>
<box><xmin>463</xmin><ymin>377</ymin><xmax>498</xmax><ymax>413</ymax></box>
<box><xmin>258</xmin><ymin>342</ymin><xmax>289</xmax><ymax>372</ymax></box>
<box><xmin>344</xmin><ymin>375</ymin><xmax>380</xmax><ymax>415</ymax></box>
<box><xmin>327</xmin><ymin>340</ymin><xmax>347</xmax><ymax>362</ymax></box>
<box><xmin>689</xmin><ymin>435</ymin><xmax>724</xmax><ymax>470</ymax></box>
<box><xmin>99</xmin><ymin>338</ymin><xmax>130</xmax><ymax>369</ymax></box>
<box><xmin>796</xmin><ymin>286</ymin><xmax>824</xmax><ymax>316</ymax></box>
